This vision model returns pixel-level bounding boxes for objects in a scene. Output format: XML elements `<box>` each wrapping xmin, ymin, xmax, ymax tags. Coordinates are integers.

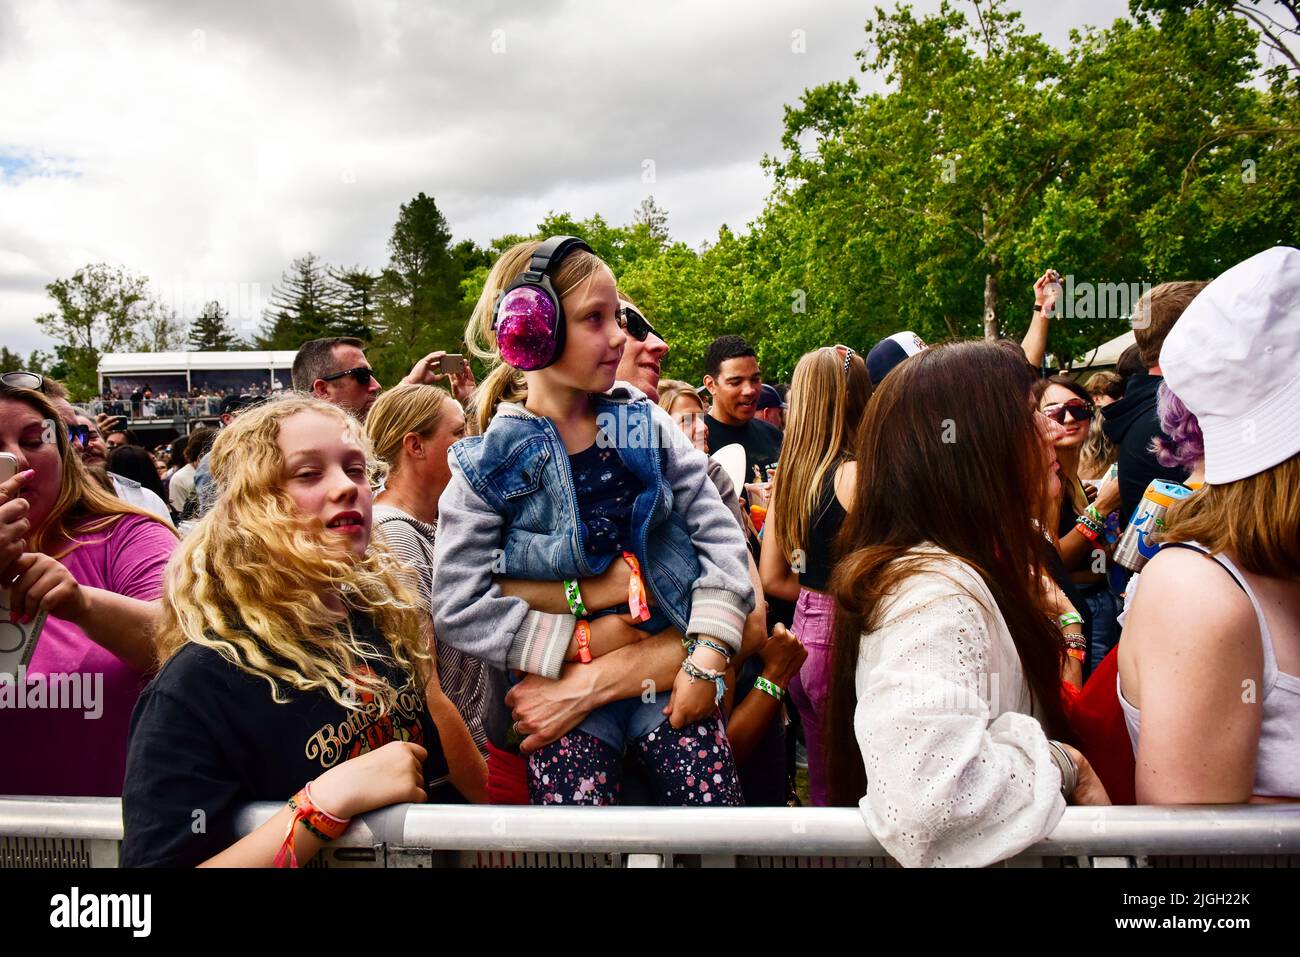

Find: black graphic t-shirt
<box><xmin>121</xmin><ymin>615</ymin><xmax>458</xmax><ymax>867</ymax></box>
<box><xmin>704</xmin><ymin>415</ymin><xmax>783</xmax><ymax>485</ymax></box>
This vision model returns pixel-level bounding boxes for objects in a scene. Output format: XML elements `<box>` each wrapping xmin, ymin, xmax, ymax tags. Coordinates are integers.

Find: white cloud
<box><xmin>0</xmin><ymin>0</ymin><xmax>1132</xmax><ymax>355</ymax></box>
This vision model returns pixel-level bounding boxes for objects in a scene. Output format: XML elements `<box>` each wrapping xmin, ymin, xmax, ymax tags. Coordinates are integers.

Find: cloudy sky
<box><xmin>0</xmin><ymin>0</ymin><xmax>1138</xmax><ymax>353</ymax></box>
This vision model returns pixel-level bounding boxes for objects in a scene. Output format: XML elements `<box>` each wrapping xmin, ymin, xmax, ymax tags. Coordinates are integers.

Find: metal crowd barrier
<box><xmin>2</xmin><ymin>798</ymin><xmax>1298</xmax><ymax>868</ymax></box>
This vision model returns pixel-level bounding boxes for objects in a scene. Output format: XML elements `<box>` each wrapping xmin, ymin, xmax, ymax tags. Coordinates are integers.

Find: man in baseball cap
<box><xmin>865</xmin><ymin>331</ymin><xmax>927</xmax><ymax>387</ymax></box>
<box><xmin>756</xmin><ymin>383</ymin><xmax>787</xmax><ymax>431</ymax></box>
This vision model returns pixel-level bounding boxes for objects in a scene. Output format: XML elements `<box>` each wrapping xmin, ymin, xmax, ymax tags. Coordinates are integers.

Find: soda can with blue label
<box><xmin>1114</xmin><ymin>479</ymin><xmax>1196</xmax><ymax>572</ymax></box>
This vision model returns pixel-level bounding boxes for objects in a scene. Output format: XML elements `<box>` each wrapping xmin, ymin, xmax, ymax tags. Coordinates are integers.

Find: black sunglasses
<box><xmin>1042</xmin><ymin>401</ymin><xmax>1095</xmax><ymax>424</ymax></box>
<box><xmin>619</xmin><ymin>306</ymin><xmax>661</xmax><ymax>344</ymax></box>
<box><xmin>320</xmin><ymin>367</ymin><xmax>374</xmax><ymax>386</ymax></box>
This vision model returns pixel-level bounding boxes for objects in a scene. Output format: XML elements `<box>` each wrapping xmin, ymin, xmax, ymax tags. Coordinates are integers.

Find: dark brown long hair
<box><xmin>824</xmin><ymin>340</ymin><xmax>1072</xmax><ymax>806</ymax></box>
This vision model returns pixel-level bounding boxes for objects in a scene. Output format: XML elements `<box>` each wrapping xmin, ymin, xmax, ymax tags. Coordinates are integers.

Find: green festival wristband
<box><xmin>563</xmin><ymin>579</ymin><xmax>588</xmax><ymax>618</ymax></box>
<box><xmin>753</xmin><ymin>676</ymin><xmax>784</xmax><ymax>701</ymax></box>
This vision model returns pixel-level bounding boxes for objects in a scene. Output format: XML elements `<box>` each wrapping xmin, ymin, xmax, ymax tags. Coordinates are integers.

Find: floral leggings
<box><xmin>526</xmin><ymin>716</ymin><xmax>744</xmax><ymax>806</ymax></box>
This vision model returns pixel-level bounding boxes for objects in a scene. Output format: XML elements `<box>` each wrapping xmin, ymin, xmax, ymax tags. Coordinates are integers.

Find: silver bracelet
<box><xmin>1047</xmin><ymin>740</ymin><xmax>1077</xmax><ymax>798</ymax></box>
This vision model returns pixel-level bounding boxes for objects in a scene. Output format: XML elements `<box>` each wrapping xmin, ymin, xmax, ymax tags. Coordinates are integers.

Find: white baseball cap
<box><xmin>1161</xmin><ymin>245</ymin><xmax>1300</xmax><ymax>484</ymax></box>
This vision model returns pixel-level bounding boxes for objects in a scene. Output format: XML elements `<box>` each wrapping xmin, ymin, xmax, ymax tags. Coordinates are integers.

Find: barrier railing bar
<box><xmin>3</xmin><ymin>798</ymin><xmax>1298</xmax><ymax>858</ymax></box>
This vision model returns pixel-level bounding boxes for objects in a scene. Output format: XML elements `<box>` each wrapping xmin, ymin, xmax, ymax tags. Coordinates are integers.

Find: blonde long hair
<box><xmin>770</xmin><ymin>348</ymin><xmax>871</xmax><ymax>566</ymax></box>
<box><xmin>366</xmin><ymin>383</ymin><xmax>455</xmax><ymax>475</ymax></box>
<box><xmin>464</xmin><ymin>239</ymin><xmax>610</xmax><ymax>434</ymax></box>
<box><xmin>156</xmin><ymin>395</ymin><xmax>431</xmax><ymax>714</ymax></box>
<box><xmin>1</xmin><ymin>385</ymin><xmax>171</xmax><ymax>558</ymax></box>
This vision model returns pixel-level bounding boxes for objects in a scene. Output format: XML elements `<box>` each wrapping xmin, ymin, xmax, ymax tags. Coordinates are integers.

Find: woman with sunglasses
<box><xmin>1036</xmin><ymin>375</ymin><xmax>1123</xmax><ymax>676</ymax></box>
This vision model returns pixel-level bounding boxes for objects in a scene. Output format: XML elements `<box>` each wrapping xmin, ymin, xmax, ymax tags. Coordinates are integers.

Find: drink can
<box><xmin>1113</xmin><ymin>479</ymin><xmax>1195</xmax><ymax>572</ymax></box>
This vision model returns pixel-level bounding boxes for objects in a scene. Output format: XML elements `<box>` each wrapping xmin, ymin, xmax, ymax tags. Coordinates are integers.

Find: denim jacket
<box><xmin>430</xmin><ymin>382</ymin><xmax>753</xmax><ymax>679</ymax></box>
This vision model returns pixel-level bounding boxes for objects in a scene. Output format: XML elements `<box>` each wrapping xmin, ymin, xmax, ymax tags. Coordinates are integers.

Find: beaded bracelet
<box><xmin>275</xmin><ymin>783</ymin><xmax>350</xmax><ymax>868</ymax></box>
<box><xmin>681</xmin><ymin>658</ymin><xmax>727</xmax><ymax>705</ymax></box>
<box><xmin>563</xmin><ymin>579</ymin><xmax>588</xmax><ymax>619</ymax></box>
<box><xmin>1075</xmin><ymin>512</ymin><xmax>1103</xmax><ymax>533</ymax></box>
<box><xmin>753</xmin><ymin>675</ymin><xmax>784</xmax><ymax>701</ymax></box>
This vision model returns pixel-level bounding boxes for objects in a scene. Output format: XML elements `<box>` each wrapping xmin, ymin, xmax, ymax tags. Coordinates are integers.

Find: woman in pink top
<box><xmin>0</xmin><ymin>380</ymin><xmax>177</xmax><ymax>796</ymax></box>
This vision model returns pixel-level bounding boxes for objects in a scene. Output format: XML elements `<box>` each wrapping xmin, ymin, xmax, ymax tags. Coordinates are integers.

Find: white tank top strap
<box><xmin>1201</xmin><ymin>549</ymin><xmax>1280</xmax><ymax>696</ymax></box>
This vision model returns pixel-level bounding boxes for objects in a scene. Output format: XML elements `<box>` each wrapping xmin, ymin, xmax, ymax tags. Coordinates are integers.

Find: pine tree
<box><xmin>255</xmin><ymin>253</ymin><xmax>339</xmax><ymax>349</ymax></box>
<box><xmin>327</xmin><ymin>265</ymin><xmax>380</xmax><ymax>340</ymax></box>
<box><xmin>188</xmin><ymin>301</ymin><xmax>242</xmax><ymax>351</ymax></box>
<box><xmin>371</xmin><ymin>193</ymin><xmax>464</xmax><ymax>385</ymax></box>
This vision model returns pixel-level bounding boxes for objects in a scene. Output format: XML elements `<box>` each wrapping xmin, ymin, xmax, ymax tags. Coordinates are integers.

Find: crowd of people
<box><xmin>0</xmin><ymin>238</ymin><xmax>1295</xmax><ymax>869</ymax></box>
<box><xmin>95</xmin><ymin>383</ymin><xmax>283</xmax><ymax>423</ymax></box>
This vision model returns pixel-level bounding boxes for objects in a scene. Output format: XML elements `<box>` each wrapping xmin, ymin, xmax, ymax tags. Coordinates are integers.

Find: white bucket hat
<box><xmin>1161</xmin><ymin>245</ymin><xmax>1300</xmax><ymax>484</ymax></box>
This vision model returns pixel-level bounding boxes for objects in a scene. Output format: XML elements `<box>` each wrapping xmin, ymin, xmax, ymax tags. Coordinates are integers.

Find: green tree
<box><xmin>753</xmin><ymin>0</ymin><xmax>1297</xmax><ymax>370</ymax></box>
<box><xmin>188</xmin><ymin>301</ymin><xmax>243</xmax><ymax>351</ymax></box>
<box><xmin>0</xmin><ymin>347</ymin><xmax>52</xmax><ymax>376</ymax></box>
<box><xmin>327</xmin><ymin>265</ymin><xmax>380</xmax><ymax>341</ymax></box>
<box><xmin>371</xmin><ymin>193</ymin><xmax>464</xmax><ymax>385</ymax></box>
<box><xmin>255</xmin><ymin>253</ymin><xmax>338</xmax><ymax>350</ymax></box>
<box><xmin>34</xmin><ymin>263</ymin><xmax>154</xmax><ymax>397</ymax></box>
<box><xmin>137</xmin><ymin>302</ymin><xmax>187</xmax><ymax>352</ymax></box>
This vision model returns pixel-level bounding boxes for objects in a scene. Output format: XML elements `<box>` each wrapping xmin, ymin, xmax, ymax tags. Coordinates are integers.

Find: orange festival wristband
<box><xmin>622</xmin><ymin>551</ymin><xmax>651</xmax><ymax>622</ymax></box>
<box><xmin>274</xmin><ymin>782</ymin><xmax>351</xmax><ymax>868</ymax></box>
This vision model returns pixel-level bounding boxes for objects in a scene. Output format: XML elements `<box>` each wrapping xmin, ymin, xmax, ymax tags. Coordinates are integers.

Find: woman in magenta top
<box><xmin>0</xmin><ymin>380</ymin><xmax>177</xmax><ymax>796</ymax></box>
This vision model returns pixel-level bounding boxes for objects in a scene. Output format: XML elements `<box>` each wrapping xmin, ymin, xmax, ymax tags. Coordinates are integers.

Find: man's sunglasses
<box><xmin>619</xmin><ymin>306</ymin><xmax>661</xmax><ymax>343</ymax></box>
<box><xmin>320</xmin><ymin>367</ymin><xmax>374</xmax><ymax>386</ymax></box>
<box><xmin>1042</xmin><ymin>401</ymin><xmax>1095</xmax><ymax>424</ymax></box>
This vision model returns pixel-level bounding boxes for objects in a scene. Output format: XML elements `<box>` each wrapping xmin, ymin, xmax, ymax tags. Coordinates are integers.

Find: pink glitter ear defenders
<box><xmin>491</xmin><ymin>235</ymin><xmax>594</xmax><ymax>371</ymax></box>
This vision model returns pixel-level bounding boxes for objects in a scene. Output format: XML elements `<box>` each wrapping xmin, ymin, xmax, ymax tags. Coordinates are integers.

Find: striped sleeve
<box><xmin>506</xmin><ymin>609</ymin><xmax>575</xmax><ymax>679</ymax></box>
<box><xmin>685</xmin><ymin>586</ymin><xmax>747</xmax><ymax>653</ymax></box>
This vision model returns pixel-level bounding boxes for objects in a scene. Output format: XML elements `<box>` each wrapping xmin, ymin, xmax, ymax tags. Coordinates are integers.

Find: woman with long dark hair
<box><xmin>824</xmin><ymin>341</ymin><xmax>1108</xmax><ymax>867</ymax></box>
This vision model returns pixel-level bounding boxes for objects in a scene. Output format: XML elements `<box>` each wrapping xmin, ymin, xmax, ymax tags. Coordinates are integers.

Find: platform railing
<box><xmin>2</xmin><ymin>798</ymin><xmax>1298</xmax><ymax>868</ymax></box>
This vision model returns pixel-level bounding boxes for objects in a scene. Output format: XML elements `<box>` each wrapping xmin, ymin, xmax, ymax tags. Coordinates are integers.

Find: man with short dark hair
<box><xmin>702</xmin><ymin>335</ymin><xmax>783</xmax><ymax>483</ymax></box>
<box><xmin>1102</xmin><ymin>280</ymin><xmax>1208</xmax><ymax>526</ymax></box>
<box><xmin>293</xmin><ymin>337</ymin><xmax>474</xmax><ymax>422</ymax></box>
<box><xmin>292</xmin><ymin>336</ymin><xmax>381</xmax><ymax>420</ymax></box>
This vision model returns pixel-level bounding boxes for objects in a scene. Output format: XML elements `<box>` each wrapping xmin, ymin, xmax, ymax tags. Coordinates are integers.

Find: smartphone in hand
<box><xmin>439</xmin><ymin>354</ymin><xmax>465</xmax><ymax>376</ymax></box>
<box><xmin>0</xmin><ymin>453</ymin><xmax>45</xmax><ymax>674</ymax></box>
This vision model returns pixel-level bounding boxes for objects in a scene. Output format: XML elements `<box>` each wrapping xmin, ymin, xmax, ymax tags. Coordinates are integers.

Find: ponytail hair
<box><xmin>465</xmin><ymin>239</ymin><xmax>611</xmax><ymax>434</ymax></box>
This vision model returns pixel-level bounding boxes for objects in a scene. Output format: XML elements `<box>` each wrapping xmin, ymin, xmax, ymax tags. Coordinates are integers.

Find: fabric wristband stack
<box><xmin>681</xmin><ymin>658</ymin><xmax>727</xmax><ymax>704</ymax></box>
<box><xmin>275</xmin><ymin>783</ymin><xmax>350</xmax><ymax>868</ymax></box>
<box><xmin>1059</xmin><ymin>612</ymin><xmax>1086</xmax><ymax>662</ymax></box>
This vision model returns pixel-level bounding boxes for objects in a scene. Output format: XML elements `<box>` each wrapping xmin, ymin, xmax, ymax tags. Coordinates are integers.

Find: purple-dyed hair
<box><xmin>1152</xmin><ymin>381</ymin><xmax>1204</xmax><ymax>469</ymax></box>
